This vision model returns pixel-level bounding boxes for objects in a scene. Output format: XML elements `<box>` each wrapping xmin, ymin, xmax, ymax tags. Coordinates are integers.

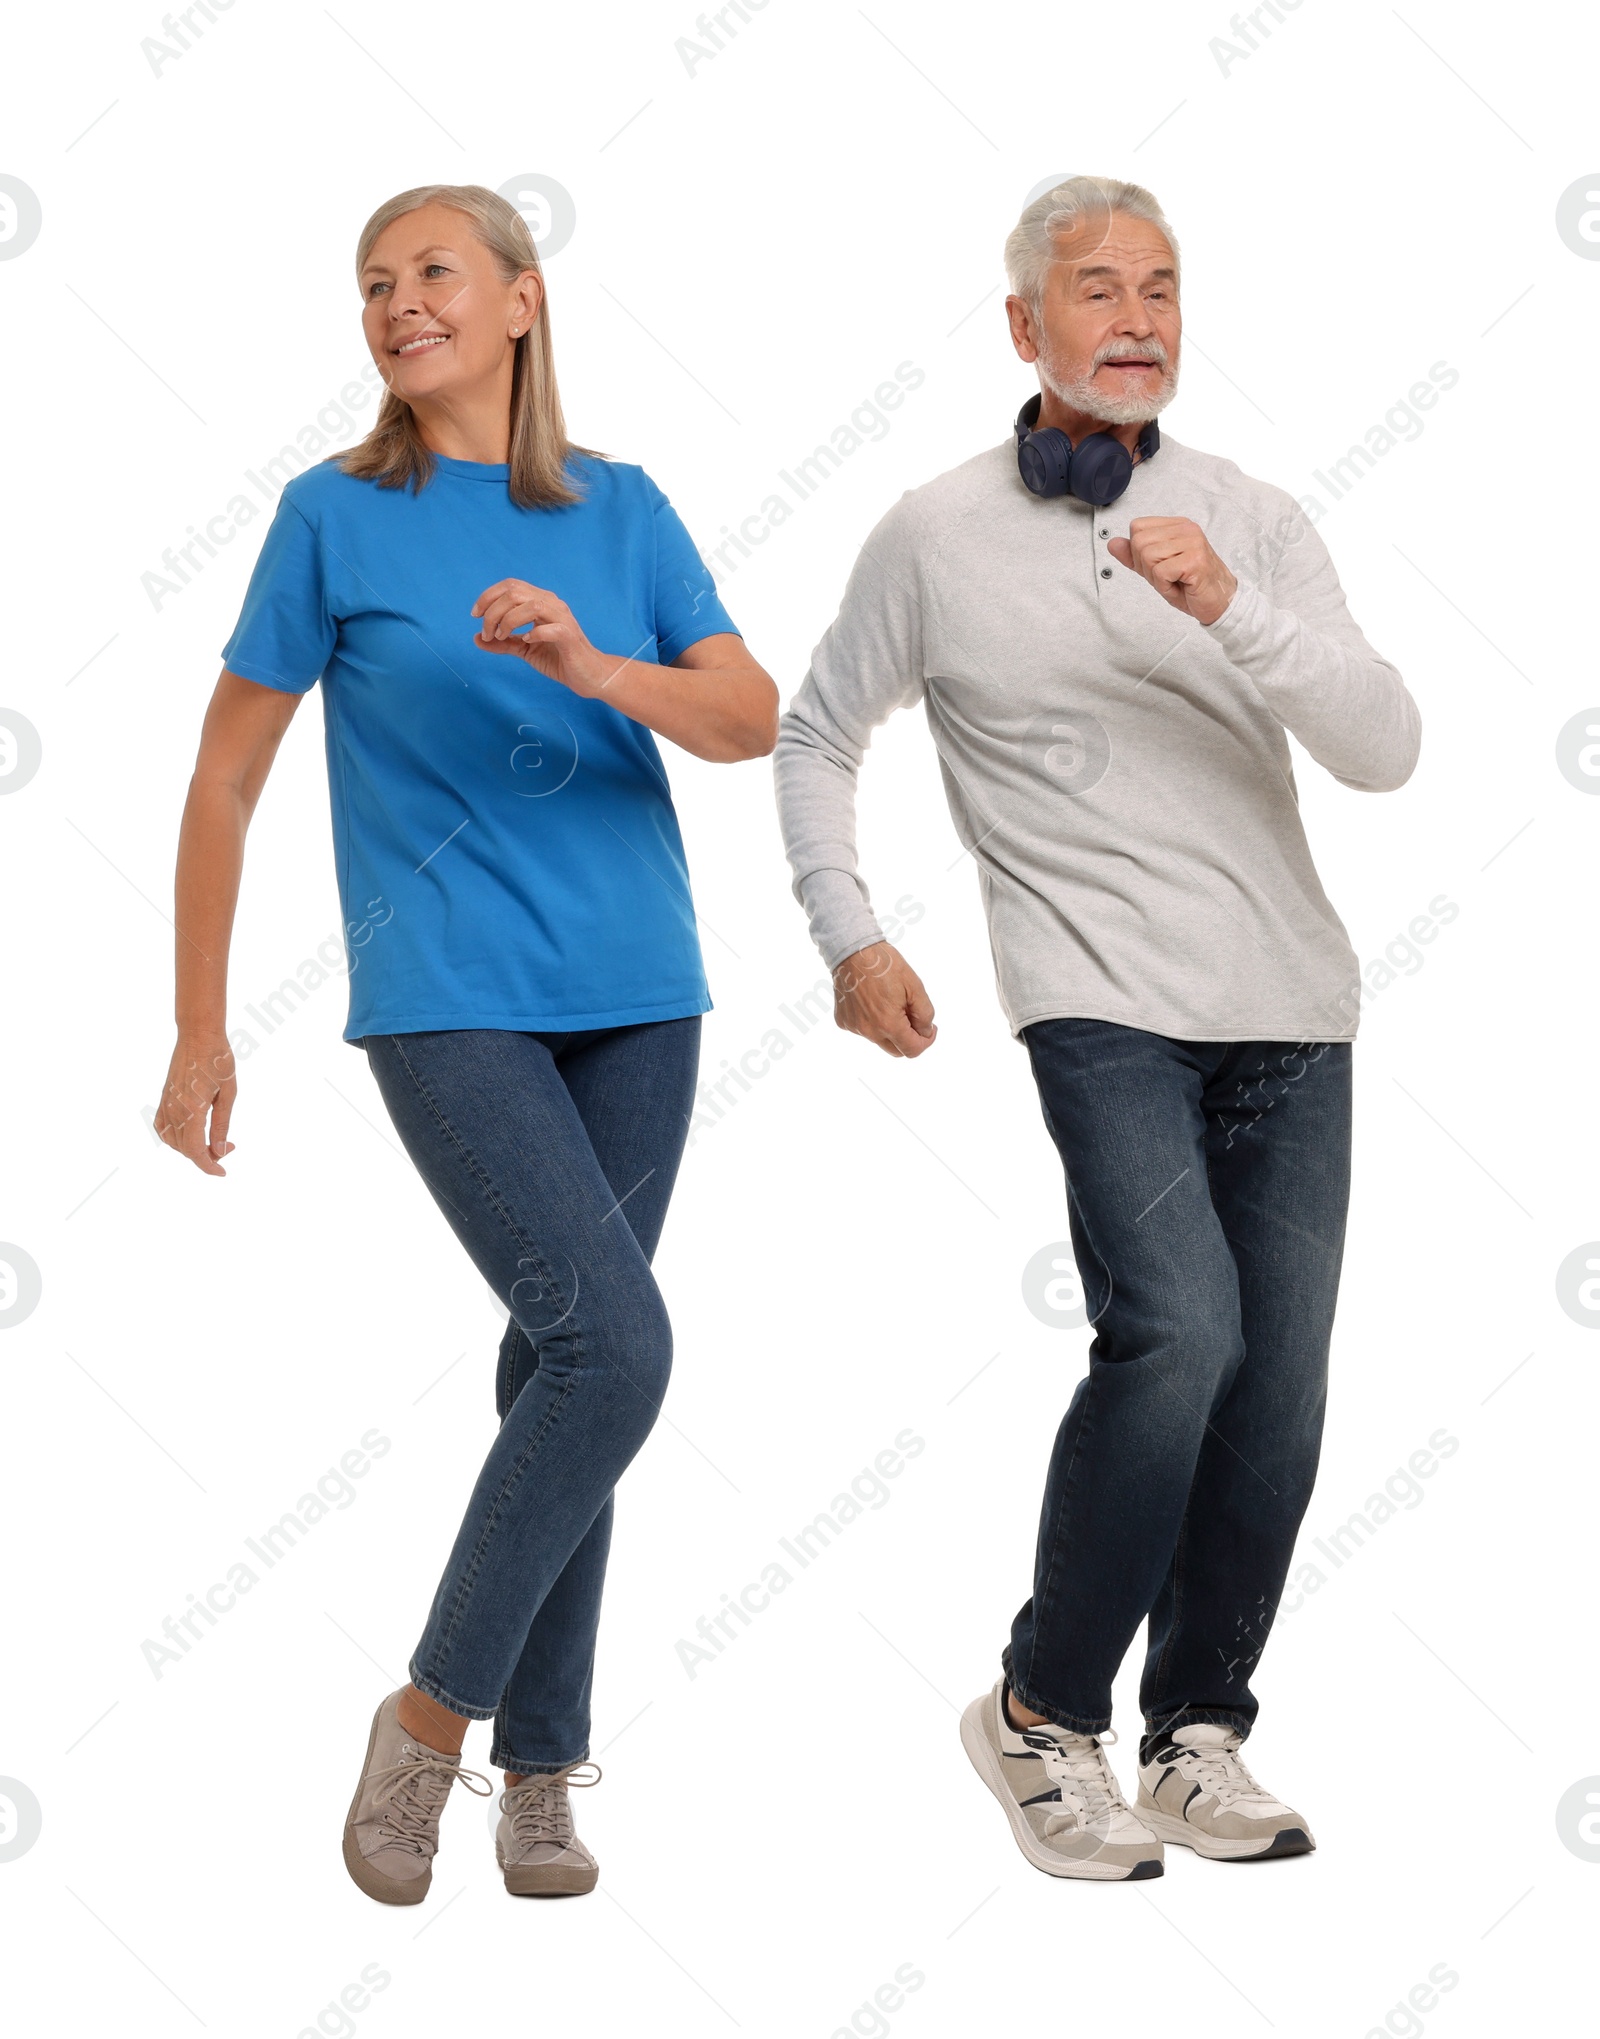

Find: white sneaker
<box><xmin>960</xmin><ymin>1678</ymin><xmax>1163</xmax><ymax>1880</ymax></box>
<box><xmin>1137</xmin><ymin>1723</ymin><xmax>1315</xmax><ymax>1859</ymax></box>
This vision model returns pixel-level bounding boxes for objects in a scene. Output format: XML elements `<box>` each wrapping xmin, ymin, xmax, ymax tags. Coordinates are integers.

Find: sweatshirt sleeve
<box><xmin>1204</xmin><ymin>496</ymin><xmax>1421</xmax><ymax>793</ymax></box>
<box><xmin>772</xmin><ymin>496</ymin><xmax>929</xmax><ymax>970</ymax></box>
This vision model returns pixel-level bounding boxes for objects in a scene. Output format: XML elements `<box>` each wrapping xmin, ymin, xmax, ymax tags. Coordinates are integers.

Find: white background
<box><xmin>3</xmin><ymin>0</ymin><xmax>1597</xmax><ymax>2033</ymax></box>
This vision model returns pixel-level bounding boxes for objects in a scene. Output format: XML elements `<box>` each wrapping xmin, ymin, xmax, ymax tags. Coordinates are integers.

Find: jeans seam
<box><xmin>1021</xmin><ymin>1363</ymin><xmax>1094</xmax><ymax>1702</ymax></box>
<box><xmin>495</xmin><ymin>1318</ymin><xmax>520</xmax><ymax>1422</ymax></box>
<box><xmin>489</xmin><ymin>1745</ymin><xmax>591</xmax><ymax>1776</ymax></box>
<box><xmin>1145</xmin><ymin>1706</ymin><xmax>1254</xmax><ymax>1741</ymax></box>
<box><xmin>425</xmin><ymin>1365</ymin><xmax>581</xmax><ymax>1690</ymax></box>
<box><xmin>388</xmin><ymin>1035</ymin><xmax>545</xmax><ymax>1276</ymax></box>
<box><xmin>1019</xmin><ymin>1173</ymin><xmax>1106</xmax><ymax>1703</ymax></box>
<box><xmin>1147</xmin><ymin>1508</ymin><xmax>1189</xmax><ymax>1724</ymax></box>
<box><xmin>1140</xmin><ymin>1109</ymin><xmax>1213</xmax><ymax>1723</ymax></box>
<box><xmin>405</xmin><ymin>1663</ymin><xmax>498</xmax><ymax>1723</ymax></box>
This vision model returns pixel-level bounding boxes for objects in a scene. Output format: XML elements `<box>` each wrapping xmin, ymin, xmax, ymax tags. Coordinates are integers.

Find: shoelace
<box><xmin>1170</xmin><ymin>1736</ymin><xmax>1275</xmax><ymax>1811</ymax></box>
<box><xmin>370</xmin><ymin>1745</ymin><xmax>492</xmax><ymax>1857</ymax></box>
<box><xmin>499</xmin><ymin>1762</ymin><xmax>601</xmax><ymax>1853</ymax></box>
<box><xmin>1024</xmin><ymin>1726</ymin><xmax>1135</xmax><ymax>1835</ymax></box>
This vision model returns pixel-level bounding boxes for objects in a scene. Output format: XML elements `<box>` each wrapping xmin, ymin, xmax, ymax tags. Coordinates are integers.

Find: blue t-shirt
<box><xmin>220</xmin><ymin>451</ymin><xmax>739</xmax><ymax>1041</ymax></box>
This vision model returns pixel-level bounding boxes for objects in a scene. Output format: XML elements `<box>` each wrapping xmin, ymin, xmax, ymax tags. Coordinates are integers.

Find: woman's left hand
<box><xmin>471</xmin><ymin>579</ymin><xmax>779</xmax><ymax>762</ymax></box>
<box><xmin>470</xmin><ymin>580</ymin><xmax>613</xmax><ymax>697</ymax></box>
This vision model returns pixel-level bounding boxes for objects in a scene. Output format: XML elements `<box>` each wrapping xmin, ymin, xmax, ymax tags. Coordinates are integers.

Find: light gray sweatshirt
<box><xmin>772</xmin><ymin>431</ymin><xmax>1421</xmax><ymax>1042</ymax></box>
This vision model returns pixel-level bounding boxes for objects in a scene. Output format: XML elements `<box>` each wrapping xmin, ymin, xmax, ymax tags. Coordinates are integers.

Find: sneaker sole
<box><xmin>497</xmin><ymin>1855</ymin><xmax>599</xmax><ymax>1898</ymax></box>
<box><xmin>960</xmin><ymin>1699</ymin><xmax>1163</xmax><ymax>1881</ymax></box>
<box><xmin>342</xmin><ymin>1700</ymin><xmax>432</xmax><ymax>1906</ymax></box>
<box><xmin>1140</xmin><ymin>1806</ymin><xmax>1315</xmax><ymax>1860</ymax></box>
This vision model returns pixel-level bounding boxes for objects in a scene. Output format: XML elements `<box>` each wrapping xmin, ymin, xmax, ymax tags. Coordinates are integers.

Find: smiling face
<box><xmin>1007</xmin><ymin>208</ymin><xmax>1181</xmax><ymax>429</ymax></box>
<box><xmin>359</xmin><ymin>200</ymin><xmax>542</xmax><ymax>404</ymax></box>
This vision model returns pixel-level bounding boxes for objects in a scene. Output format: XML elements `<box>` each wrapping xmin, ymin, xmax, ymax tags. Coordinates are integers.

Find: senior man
<box><xmin>773</xmin><ymin>176</ymin><xmax>1420</xmax><ymax>1881</ymax></box>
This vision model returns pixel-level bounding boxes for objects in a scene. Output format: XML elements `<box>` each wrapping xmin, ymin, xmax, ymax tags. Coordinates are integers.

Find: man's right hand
<box><xmin>832</xmin><ymin>943</ymin><xmax>937</xmax><ymax>1058</ymax></box>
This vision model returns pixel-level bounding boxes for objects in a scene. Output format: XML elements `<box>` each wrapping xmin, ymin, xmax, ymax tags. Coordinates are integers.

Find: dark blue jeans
<box><xmin>1003</xmin><ymin>1019</ymin><xmax>1352</xmax><ymax>1744</ymax></box>
<box><xmin>362</xmin><ymin>1019</ymin><xmax>700</xmax><ymax>1773</ymax></box>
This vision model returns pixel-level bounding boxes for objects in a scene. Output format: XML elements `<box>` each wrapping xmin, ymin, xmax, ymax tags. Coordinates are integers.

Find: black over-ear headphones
<box><xmin>1014</xmin><ymin>392</ymin><xmax>1160</xmax><ymax>506</ymax></box>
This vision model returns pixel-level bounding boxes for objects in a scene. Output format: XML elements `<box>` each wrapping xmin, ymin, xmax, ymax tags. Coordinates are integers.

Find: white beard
<box><xmin>1039</xmin><ymin>348</ymin><xmax>1180</xmax><ymax>426</ymax></box>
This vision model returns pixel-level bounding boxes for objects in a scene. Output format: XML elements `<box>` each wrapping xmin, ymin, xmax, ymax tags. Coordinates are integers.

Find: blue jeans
<box><xmin>1003</xmin><ymin>1019</ymin><xmax>1352</xmax><ymax>1745</ymax></box>
<box><xmin>362</xmin><ymin>1019</ymin><xmax>700</xmax><ymax>1773</ymax></box>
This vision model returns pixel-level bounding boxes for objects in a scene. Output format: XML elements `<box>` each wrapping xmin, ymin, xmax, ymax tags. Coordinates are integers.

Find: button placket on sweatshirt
<box><xmin>1093</xmin><ymin>451</ymin><xmax>1153</xmax><ymax>596</ymax></box>
<box><xmin>1093</xmin><ymin>510</ymin><xmax>1120</xmax><ymax>597</ymax></box>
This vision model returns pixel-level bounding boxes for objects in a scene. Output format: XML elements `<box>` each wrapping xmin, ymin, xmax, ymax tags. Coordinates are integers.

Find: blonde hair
<box><xmin>337</xmin><ymin>182</ymin><xmax>599</xmax><ymax>509</ymax></box>
<box><xmin>1004</xmin><ymin>175</ymin><xmax>1180</xmax><ymax>314</ymax></box>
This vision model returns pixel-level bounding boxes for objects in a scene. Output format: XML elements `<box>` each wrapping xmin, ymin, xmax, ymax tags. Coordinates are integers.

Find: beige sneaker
<box><xmin>1137</xmin><ymin>1723</ymin><xmax>1315</xmax><ymax>1859</ymax></box>
<box><xmin>960</xmin><ymin>1678</ymin><xmax>1163</xmax><ymax>1880</ymax></box>
<box><xmin>495</xmin><ymin>1763</ymin><xmax>601</xmax><ymax>1897</ymax></box>
<box><xmin>342</xmin><ymin>1690</ymin><xmax>492</xmax><ymax>1905</ymax></box>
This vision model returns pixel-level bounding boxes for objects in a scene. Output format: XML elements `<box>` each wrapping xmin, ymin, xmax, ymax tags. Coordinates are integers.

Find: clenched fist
<box><xmin>1107</xmin><ymin>517</ymin><xmax>1238</xmax><ymax>627</ymax></box>
<box><xmin>832</xmin><ymin>942</ymin><xmax>937</xmax><ymax>1059</ymax></box>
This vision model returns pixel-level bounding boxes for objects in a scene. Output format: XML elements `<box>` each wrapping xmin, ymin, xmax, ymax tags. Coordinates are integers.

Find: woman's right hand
<box><xmin>156</xmin><ymin>1033</ymin><xmax>238</xmax><ymax>1176</ymax></box>
<box><xmin>161</xmin><ymin>670</ymin><xmax>303</xmax><ymax>1179</ymax></box>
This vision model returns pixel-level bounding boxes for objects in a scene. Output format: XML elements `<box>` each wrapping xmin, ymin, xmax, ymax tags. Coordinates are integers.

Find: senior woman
<box><xmin>155</xmin><ymin>183</ymin><xmax>776</xmax><ymax>1904</ymax></box>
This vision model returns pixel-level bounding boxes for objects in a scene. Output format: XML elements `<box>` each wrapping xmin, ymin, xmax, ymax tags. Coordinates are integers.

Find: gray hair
<box><xmin>1004</xmin><ymin>175</ymin><xmax>1180</xmax><ymax>313</ymax></box>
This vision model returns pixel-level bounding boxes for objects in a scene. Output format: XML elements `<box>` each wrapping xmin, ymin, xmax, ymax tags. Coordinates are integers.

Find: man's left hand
<box><xmin>1107</xmin><ymin>517</ymin><xmax>1238</xmax><ymax>627</ymax></box>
